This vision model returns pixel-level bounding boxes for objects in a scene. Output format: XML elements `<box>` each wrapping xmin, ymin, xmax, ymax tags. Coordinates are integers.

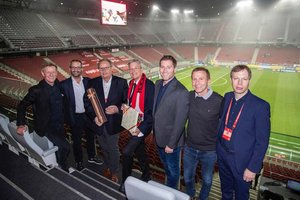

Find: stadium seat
<box><xmin>124</xmin><ymin>176</ymin><xmax>176</xmax><ymax>200</ymax></box>
<box><xmin>148</xmin><ymin>180</ymin><xmax>190</xmax><ymax>200</ymax></box>
<box><xmin>0</xmin><ymin>113</ymin><xmax>25</xmax><ymax>154</ymax></box>
<box><xmin>8</xmin><ymin>121</ymin><xmax>58</xmax><ymax>168</ymax></box>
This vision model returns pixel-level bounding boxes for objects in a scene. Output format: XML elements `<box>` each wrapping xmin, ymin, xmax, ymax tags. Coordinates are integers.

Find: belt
<box><xmin>75</xmin><ymin>113</ymin><xmax>85</xmax><ymax>115</ymax></box>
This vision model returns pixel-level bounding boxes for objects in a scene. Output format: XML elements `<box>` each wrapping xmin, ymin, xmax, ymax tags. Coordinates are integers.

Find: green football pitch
<box><xmin>157</xmin><ymin>66</ymin><xmax>300</xmax><ymax>162</ymax></box>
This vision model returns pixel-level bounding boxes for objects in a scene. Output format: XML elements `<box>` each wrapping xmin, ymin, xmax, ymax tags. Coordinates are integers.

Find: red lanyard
<box><xmin>225</xmin><ymin>98</ymin><xmax>244</xmax><ymax>130</ymax></box>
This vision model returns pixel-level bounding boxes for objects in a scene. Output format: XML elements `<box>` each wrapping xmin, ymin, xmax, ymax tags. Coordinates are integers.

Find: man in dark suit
<box><xmin>16</xmin><ymin>64</ymin><xmax>70</xmax><ymax>171</ymax></box>
<box><xmin>119</xmin><ymin>59</ymin><xmax>155</xmax><ymax>192</ymax></box>
<box><xmin>84</xmin><ymin>58</ymin><xmax>128</xmax><ymax>183</ymax></box>
<box><xmin>217</xmin><ymin>65</ymin><xmax>270</xmax><ymax>199</ymax></box>
<box><xmin>153</xmin><ymin>55</ymin><xmax>189</xmax><ymax>189</ymax></box>
<box><xmin>61</xmin><ymin>59</ymin><xmax>102</xmax><ymax>171</ymax></box>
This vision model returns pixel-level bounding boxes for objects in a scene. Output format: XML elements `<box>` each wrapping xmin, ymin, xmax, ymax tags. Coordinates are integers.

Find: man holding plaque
<box><xmin>119</xmin><ymin>59</ymin><xmax>154</xmax><ymax>192</ymax></box>
<box><xmin>84</xmin><ymin>58</ymin><xmax>128</xmax><ymax>183</ymax></box>
<box><xmin>61</xmin><ymin>59</ymin><xmax>102</xmax><ymax>171</ymax></box>
<box><xmin>217</xmin><ymin>65</ymin><xmax>270</xmax><ymax>199</ymax></box>
<box><xmin>153</xmin><ymin>55</ymin><xmax>189</xmax><ymax>189</ymax></box>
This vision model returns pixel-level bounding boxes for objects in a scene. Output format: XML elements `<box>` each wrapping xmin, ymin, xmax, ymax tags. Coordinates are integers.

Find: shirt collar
<box><xmin>162</xmin><ymin>76</ymin><xmax>175</xmax><ymax>87</ymax></box>
<box><xmin>195</xmin><ymin>87</ymin><xmax>213</xmax><ymax>100</ymax></box>
<box><xmin>71</xmin><ymin>76</ymin><xmax>83</xmax><ymax>84</ymax></box>
<box><xmin>234</xmin><ymin>90</ymin><xmax>249</xmax><ymax>103</ymax></box>
<box><xmin>103</xmin><ymin>76</ymin><xmax>112</xmax><ymax>85</ymax></box>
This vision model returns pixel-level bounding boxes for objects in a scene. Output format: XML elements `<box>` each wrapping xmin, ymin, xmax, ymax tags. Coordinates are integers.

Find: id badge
<box><xmin>222</xmin><ymin>127</ymin><xmax>233</xmax><ymax>141</ymax></box>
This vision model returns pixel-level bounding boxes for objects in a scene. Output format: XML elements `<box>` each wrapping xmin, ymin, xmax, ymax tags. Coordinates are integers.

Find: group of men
<box><xmin>16</xmin><ymin>54</ymin><xmax>270</xmax><ymax>200</ymax></box>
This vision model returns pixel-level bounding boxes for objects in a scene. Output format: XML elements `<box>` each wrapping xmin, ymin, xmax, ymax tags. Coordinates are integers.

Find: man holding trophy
<box><xmin>84</xmin><ymin>59</ymin><xmax>128</xmax><ymax>183</ymax></box>
<box><xmin>119</xmin><ymin>59</ymin><xmax>155</xmax><ymax>193</ymax></box>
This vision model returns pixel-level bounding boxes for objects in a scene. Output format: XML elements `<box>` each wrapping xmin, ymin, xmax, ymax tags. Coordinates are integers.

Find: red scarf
<box><xmin>127</xmin><ymin>73</ymin><xmax>146</xmax><ymax>113</ymax></box>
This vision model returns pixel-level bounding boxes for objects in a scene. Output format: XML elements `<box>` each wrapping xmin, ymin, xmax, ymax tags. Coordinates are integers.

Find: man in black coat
<box><xmin>61</xmin><ymin>59</ymin><xmax>102</xmax><ymax>171</ymax></box>
<box><xmin>84</xmin><ymin>59</ymin><xmax>128</xmax><ymax>182</ymax></box>
<box><xmin>17</xmin><ymin>64</ymin><xmax>70</xmax><ymax>171</ymax></box>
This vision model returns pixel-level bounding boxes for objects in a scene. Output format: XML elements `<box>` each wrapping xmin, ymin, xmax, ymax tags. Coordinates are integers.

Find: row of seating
<box><xmin>1</xmin><ymin>8</ymin><xmax>300</xmax><ymax>49</ymax></box>
<box><xmin>0</xmin><ymin>113</ymin><xmax>58</xmax><ymax>168</ymax></box>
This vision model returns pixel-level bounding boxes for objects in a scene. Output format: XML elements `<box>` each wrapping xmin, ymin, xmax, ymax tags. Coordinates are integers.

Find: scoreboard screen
<box><xmin>101</xmin><ymin>0</ymin><xmax>127</xmax><ymax>26</ymax></box>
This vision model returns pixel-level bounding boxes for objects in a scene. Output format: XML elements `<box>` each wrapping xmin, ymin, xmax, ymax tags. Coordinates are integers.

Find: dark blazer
<box><xmin>129</xmin><ymin>78</ymin><xmax>155</xmax><ymax>138</ymax></box>
<box><xmin>217</xmin><ymin>91</ymin><xmax>270</xmax><ymax>174</ymax></box>
<box><xmin>61</xmin><ymin>76</ymin><xmax>90</xmax><ymax>126</ymax></box>
<box><xmin>17</xmin><ymin>79</ymin><xmax>62</xmax><ymax>136</ymax></box>
<box><xmin>153</xmin><ymin>77</ymin><xmax>189</xmax><ymax>149</ymax></box>
<box><xmin>84</xmin><ymin>75</ymin><xmax>128</xmax><ymax>135</ymax></box>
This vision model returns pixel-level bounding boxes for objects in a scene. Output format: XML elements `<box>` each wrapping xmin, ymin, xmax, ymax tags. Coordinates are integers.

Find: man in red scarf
<box><xmin>119</xmin><ymin>59</ymin><xmax>155</xmax><ymax>193</ymax></box>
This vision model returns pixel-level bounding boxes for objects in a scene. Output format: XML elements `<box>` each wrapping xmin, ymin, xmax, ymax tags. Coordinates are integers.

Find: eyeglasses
<box><xmin>70</xmin><ymin>67</ymin><xmax>83</xmax><ymax>70</ymax></box>
<box><xmin>99</xmin><ymin>67</ymin><xmax>111</xmax><ymax>71</ymax></box>
<box><xmin>129</xmin><ymin>67</ymin><xmax>141</xmax><ymax>71</ymax></box>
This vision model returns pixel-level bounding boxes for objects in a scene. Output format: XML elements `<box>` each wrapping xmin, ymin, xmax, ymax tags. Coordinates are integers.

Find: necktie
<box><xmin>129</xmin><ymin>83</ymin><xmax>136</xmax><ymax>106</ymax></box>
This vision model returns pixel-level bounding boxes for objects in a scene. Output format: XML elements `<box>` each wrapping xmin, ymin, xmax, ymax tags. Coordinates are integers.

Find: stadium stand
<box><xmin>216</xmin><ymin>46</ymin><xmax>255</xmax><ymax>63</ymax></box>
<box><xmin>236</xmin><ymin>16</ymin><xmax>261</xmax><ymax>42</ymax></box>
<box><xmin>256</xmin><ymin>46</ymin><xmax>300</xmax><ymax>65</ymax></box>
<box><xmin>0</xmin><ymin>9</ymin><xmax>64</xmax><ymax>49</ymax></box>
<box><xmin>1</xmin><ymin>4</ymin><xmax>300</xmax><ymax>200</ymax></box>
<box><xmin>260</xmin><ymin>15</ymin><xmax>287</xmax><ymax>42</ymax></box>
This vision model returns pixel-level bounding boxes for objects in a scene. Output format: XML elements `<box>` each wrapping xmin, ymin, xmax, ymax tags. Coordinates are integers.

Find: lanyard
<box><xmin>225</xmin><ymin>98</ymin><xmax>244</xmax><ymax>130</ymax></box>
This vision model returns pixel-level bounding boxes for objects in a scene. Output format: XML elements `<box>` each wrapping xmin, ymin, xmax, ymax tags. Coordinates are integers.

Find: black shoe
<box><xmin>88</xmin><ymin>157</ymin><xmax>104</xmax><ymax>165</ymax></box>
<box><xmin>119</xmin><ymin>183</ymin><xmax>125</xmax><ymax>194</ymax></box>
<box><xmin>76</xmin><ymin>162</ymin><xmax>84</xmax><ymax>171</ymax></box>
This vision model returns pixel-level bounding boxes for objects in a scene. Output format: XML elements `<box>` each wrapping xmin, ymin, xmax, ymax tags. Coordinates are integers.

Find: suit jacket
<box><xmin>217</xmin><ymin>91</ymin><xmax>270</xmax><ymax>174</ymax></box>
<box><xmin>61</xmin><ymin>76</ymin><xmax>90</xmax><ymax>127</ymax></box>
<box><xmin>153</xmin><ymin>77</ymin><xmax>189</xmax><ymax>149</ymax></box>
<box><xmin>17</xmin><ymin>79</ymin><xmax>63</xmax><ymax>136</ymax></box>
<box><xmin>84</xmin><ymin>75</ymin><xmax>128</xmax><ymax>135</ymax></box>
<box><xmin>129</xmin><ymin>78</ymin><xmax>155</xmax><ymax>138</ymax></box>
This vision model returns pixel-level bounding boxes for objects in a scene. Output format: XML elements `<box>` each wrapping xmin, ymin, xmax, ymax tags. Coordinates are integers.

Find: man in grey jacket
<box><xmin>153</xmin><ymin>55</ymin><xmax>189</xmax><ymax>189</ymax></box>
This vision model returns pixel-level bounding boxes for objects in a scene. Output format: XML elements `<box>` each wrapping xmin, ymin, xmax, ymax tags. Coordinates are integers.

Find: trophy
<box><xmin>87</xmin><ymin>88</ymin><xmax>107</xmax><ymax>124</ymax></box>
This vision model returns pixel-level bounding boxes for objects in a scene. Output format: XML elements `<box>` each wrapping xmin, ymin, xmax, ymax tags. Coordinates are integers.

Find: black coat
<box><xmin>84</xmin><ymin>75</ymin><xmax>128</xmax><ymax>135</ymax></box>
<box><xmin>17</xmin><ymin>79</ymin><xmax>63</xmax><ymax>136</ymax></box>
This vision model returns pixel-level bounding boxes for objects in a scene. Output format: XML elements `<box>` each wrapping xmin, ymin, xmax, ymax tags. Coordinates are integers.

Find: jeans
<box><xmin>183</xmin><ymin>146</ymin><xmax>217</xmax><ymax>200</ymax></box>
<box><xmin>157</xmin><ymin>146</ymin><xmax>181</xmax><ymax>189</ymax></box>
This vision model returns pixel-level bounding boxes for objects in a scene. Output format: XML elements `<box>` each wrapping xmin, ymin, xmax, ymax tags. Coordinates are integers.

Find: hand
<box><xmin>16</xmin><ymin>125</ymin><xmax>26</xmax><ymax>136</ymax></box>
<box><xmin>105</xmin><ymin>105</ymin><xmax>119</xmax><ymax>115</ymax></box>
<box><xmin>121</xmin><ymin>104</ymin><xmax>129</xmax><ymax>113</ymax></box>
<box><xmin>131</xmin><ymin>128</ymin><xmax>141</xmax><ymax>136</ymax></box>
<box><xmin>94</xmin><ymin>117</ymin><xmax>103</xmax><ymax>126</ymax></box>
<box><xmin>243</xmin><ymin>168</ymin><xmax>256</xmax><ymax>182</ymax></box>
<box><xmin>165</xmin><ymin>146</ymin><xmax>174</xmax><ymax>154</ymax></box>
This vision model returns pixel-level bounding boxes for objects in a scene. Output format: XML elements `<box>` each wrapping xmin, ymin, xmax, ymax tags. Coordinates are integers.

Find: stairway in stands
<box><xmin>0</xmin><ymin>144</ymin><xmax>126</xmax><ymax>200</ymax></box>
<box><xmin>0</xmin><ymin>142</ymin><xmax>259</xmax><ymax>200</ymax></box>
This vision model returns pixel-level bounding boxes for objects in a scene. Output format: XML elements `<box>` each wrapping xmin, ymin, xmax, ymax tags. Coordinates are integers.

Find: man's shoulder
<box><xmin>175</xmin><ymin>79</ymin><xmax>188</xmax><ymax>93</ymax></box>
<box><xmin>60</xmin><ymin>77</ymin><xmax>71</xmax><ymax>86</ymax></box>
<box><xmin>88</xmin><ymin>76</ymin><xmax>101</xmax><ymax>85</ymax></box>
<box><xmin>211</xmin><ymin>91</ymin><xmax>223</xmax><ymax>100</ymax></box>
<box><xmin>146</xmin><ymin>78</ymin><xmax>155</xmax><ymax>87</ymax></box>
<box><xmin>113</xmin><ymin>75</ymin><xmax>126</xmax><ymax>83</ymax></box>
<box><xmin>248</xmin><ymin>92</ymin><xmax>270</xmax><ymax>107</ymax></box>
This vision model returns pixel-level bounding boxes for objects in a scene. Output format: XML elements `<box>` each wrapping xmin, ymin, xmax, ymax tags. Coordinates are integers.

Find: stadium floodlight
<box><xmin>236</xmin><ymin>0</ymin><xmax>253</xmax><ymax>8</ymax></box>
<box><xmin>184</xmin><ymin>9</ymin><xmax>194</xmax><ymax>14</ymax></box>
<box><xmin>171</xmin><ymin>9</ymin><xmax>179</xmax><ymax>14</ymax></box>
<box><xmin>153</xmin><ymin>5</ymin><xmax>159</xmax><ymax>11</ymax></box>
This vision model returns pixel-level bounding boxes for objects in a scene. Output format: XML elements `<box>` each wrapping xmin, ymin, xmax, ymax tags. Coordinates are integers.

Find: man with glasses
<box><xmin>84</xmin><ymin>59</ymin><xmax>128</xmax><ymax>182</ymax></box>
<box><xmin>119</xmin><ymin>59</ymin><xmax>154</xmax><ymax>192</ymax></box>
<box><xmin>61</xmin><ymin>59</ymin><xmax>102</xmax><ymax>171</ymax></box>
